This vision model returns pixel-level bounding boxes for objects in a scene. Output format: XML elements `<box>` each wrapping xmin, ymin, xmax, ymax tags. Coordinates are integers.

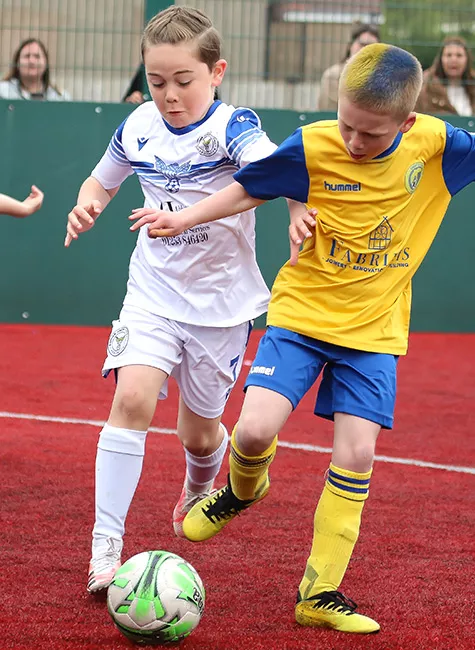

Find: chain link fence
<box><xmin>1</xmin><ymin>0</ymin><xmax>474</xmax><ymax>109</ymax></box>
<box><xmin>0</xmin><ymin>0</ymin><xmax>145</xmax><ymax>102</ymax></box>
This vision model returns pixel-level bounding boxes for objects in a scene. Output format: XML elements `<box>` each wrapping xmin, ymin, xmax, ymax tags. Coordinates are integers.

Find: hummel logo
<box><xmin>324</xmin><ymin>181</ymin><xmax>361</xmax><ymax>192</ymax></box>
<box><xmin>249</xmin><ymin>365</ymin><xmax>275</xmax><ymax>376</ymax></box>
<box><xmin>137</xmin><ymin>137</ymin><xmax>149</xmax><ymax>151</ymax></box>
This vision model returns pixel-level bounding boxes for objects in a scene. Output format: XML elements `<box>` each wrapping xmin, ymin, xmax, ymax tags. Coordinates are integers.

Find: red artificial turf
<box><xmin>1</xmin><ymin>325</ymin><xmax>474</xmax><ymax>650</ymax></box>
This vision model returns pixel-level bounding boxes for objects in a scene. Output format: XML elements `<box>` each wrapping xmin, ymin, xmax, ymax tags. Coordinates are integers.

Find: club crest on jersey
<box><xmin>107</xmin><ymin>326</ymin><xmax>129</xmax><ymax>357</ymax></box>
<box><xmin>154</xmin><ymin>156</ymin><xmax>192</xmax><ymax>193</ymax></box>
<box><xmin>404</xmin><ymin>162</ymin><xmax>424</xmax><ymax>194</ymax></box>
<box><xmin>368</xmin><ymin>216</ymin><xmax>393</xmax><ymax>250</ymax></box>
<box><xmin>196</xmin><ymin>132</ymin><xmax>219</xmax><ymax>156</ymax></box>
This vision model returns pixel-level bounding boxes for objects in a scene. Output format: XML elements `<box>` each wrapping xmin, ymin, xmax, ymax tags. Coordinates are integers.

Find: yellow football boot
<box><xmin>182</xmin><ymin>473</ymin><xmax>270</xmax><ymax>542</ymax></box>
<box><xmin>295</xmin><ymin>590</ymin><xmax>380</xmax><ymax>634</ymax></box>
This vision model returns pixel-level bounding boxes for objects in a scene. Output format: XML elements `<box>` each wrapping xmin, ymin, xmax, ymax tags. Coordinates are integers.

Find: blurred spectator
<box><xmin>317</xmin><ymin>23</ymin><xmax>380</xmax><ymax>111</ymax></box>
<box><xmin>0</xmin><ymin>38</ymin><xmax>70</xmax><ymax>101</ymax></box>
<box><xmin>416</xmin><ymin>36</ymin><xmax>475</xmax><ymax>116</ymax></box>
<box><xmin>122</xmin><ymin>64</ymin><xmax>148</xmax><ymax>104</ymax></box>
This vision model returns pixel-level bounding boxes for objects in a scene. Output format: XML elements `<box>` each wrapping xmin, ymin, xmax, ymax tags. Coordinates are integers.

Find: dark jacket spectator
<box><xmin>122</xmin><ymin>64</ymin><xmax>148</xmax><ymax>104</ymax></box>
<box><xmin>416</xmin><ymin>36</ymin><xmax>475</xmax><ymax>116</ymax></box>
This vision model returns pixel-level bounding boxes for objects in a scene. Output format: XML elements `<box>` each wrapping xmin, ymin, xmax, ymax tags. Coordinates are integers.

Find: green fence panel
<box><xmin>0</xmin><ymin>101</ymin><xmax>140</xmax><ymax>326</ymax></box>
<box><xmin>144</xmin><ymin>0</ymin><xmax>173</xmax><ymax>23</ymax></box>
<box><xmin>0</xmin><ymin>100</ymin><xmax>474</xmax><ymax>331</ymax></box>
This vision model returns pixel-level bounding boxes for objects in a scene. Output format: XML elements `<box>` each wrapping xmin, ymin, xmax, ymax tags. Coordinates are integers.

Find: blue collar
<box><xmin>162</xmin><ymin>100</ymin><xmax>221</xmax><ymax>135</ymax></box>
<box><xmin>374</xmin><ymin>131</ymin><xmax>403</xmax><ymax>159</ymax></box>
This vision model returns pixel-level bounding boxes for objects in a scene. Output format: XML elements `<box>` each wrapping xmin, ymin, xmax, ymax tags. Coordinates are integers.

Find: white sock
<box><xmin>184</xmin><ymin>424</ymin><xmax>228</xmax><ymax>494</ymax></box>
<box><xmin>92</xmin><ymin>424</ymin><xmax>147</xmax><ymax>544</ymax></box>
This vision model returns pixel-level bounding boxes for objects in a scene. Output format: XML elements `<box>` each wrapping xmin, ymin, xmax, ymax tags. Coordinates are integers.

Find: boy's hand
<box><xmin>22</xmin><ymin>185</ymin><xmax>44</xmax><ymax>215</ymax></box>
<box><xmin>289</xmin><ymin>207</ymin><xmax>317</xmax><ymax>266</ymax></box>
<box><xmin>64</xmin><ymin>200</ymin><xmax>103</xmax><ymax>247</ymax></box>
<box><xmin>128</xmin><ymin>208</ymin><xmax>190</xmax><ymax>238</ymax></box>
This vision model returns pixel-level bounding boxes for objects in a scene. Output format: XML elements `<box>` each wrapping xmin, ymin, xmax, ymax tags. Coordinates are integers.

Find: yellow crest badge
<box><xmin>405</xmin><ymin>162</ymin><xmax>424</xmax><ymax>194</ymax></box>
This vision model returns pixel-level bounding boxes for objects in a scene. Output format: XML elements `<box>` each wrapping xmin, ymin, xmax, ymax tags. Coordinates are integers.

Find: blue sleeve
<box><xmin>106</xmin><ymin>117</ymin><xmax>130</xmax><ymax>166</ymax></box>
<box><xmin>225</xmin><ymin>108</ymin><xmax>265</xmax><ymax>164</ymax></box>
<box><xmin>442</xmin><ymin>122</ymin><xmax>475</xmax><ymax>195</ymax></box>
<box><xmin>115</xmin><ymin>117</ymin><xmax>128</xmax><ymax>143</ymax></box>
<box><xmin>233</xmin><ymin>128</ymin><xmax>310</xmax><ymax>203</ymax></box>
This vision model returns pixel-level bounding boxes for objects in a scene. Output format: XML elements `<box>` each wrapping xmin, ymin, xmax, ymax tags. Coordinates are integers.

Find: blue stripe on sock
<box><xmin>327</xmin><ymin>476</ymin><xmax>369</xmax><ymax>494</ymax></box>
<box><xmin>329</xmin><ymin>469</ymin><xmax>371</xmax><ymax>486</ymax></box>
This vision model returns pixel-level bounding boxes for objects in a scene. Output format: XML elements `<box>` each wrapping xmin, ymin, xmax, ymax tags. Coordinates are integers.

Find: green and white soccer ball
<box><xmin>107</xmin><ymin>550</ymin><xmax>205</xmax><ymax>646</ymax></box>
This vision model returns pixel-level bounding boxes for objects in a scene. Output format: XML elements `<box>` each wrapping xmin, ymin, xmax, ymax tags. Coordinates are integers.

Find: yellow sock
<box><xmin>298</xmin><ymin>462</ymin><xmax>372</xmax><ymax>599</ymax></box>
<box><xmin>229</xmin><ymin>426</ymin><xmax>277</xmax><ymax>500</ymax></box>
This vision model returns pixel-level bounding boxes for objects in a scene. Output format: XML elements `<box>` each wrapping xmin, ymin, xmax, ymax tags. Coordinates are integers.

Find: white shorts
<box><xmin>102</xmin><ymin>305</ymin><xmax>252</xmax><ymax>419</ymax></box>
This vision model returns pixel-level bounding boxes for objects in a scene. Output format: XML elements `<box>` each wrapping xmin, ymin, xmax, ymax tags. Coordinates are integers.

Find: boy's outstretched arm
<box><xmin>0</xmin><ymin>185</ymin><xmax>44</xmax><ymax>218</ymax></box>
<box><xmin>130</xmin><ymin>127</ymin><xmax>312</xmax><ymax>241</ymax></box>
<box><xmin>65</xmin><ymin>176</ymin><xmax>119</xmax><ymax>247</ymax></box>
<box><xmin>129</xmin><ymin>181</ymin><xmax>263</xmax><ymax>237</ymax></box>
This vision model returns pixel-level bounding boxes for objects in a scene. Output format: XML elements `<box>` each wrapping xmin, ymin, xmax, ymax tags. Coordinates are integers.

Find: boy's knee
<box><xmin>111</xmin><ymin>386</ymin><xmax>155</xmax><ymax>428</ymax></box>
<box><xmin>117</xmin><ymin>388</ymin><xmax>147</xmax><ymax>416</ymax></box>
<box><xmin>181</xmin><ymin>423</ymin><xmax>225</xmax><ymax>456</ymax></box>
<box><xmin>235</xmin><ymin>416</ymin><xmax>275</xmax><ymax>455</ymax></box>
<box><xmin>335</xmin><ymin>443</ymin><xmax>375</xmax><ymax>473</ymax></box>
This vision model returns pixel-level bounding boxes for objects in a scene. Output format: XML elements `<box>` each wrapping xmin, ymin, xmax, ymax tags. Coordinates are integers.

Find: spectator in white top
<box><xmin>0</xmin><ymin>38</ymin><xmax>71</xmax><ymax>101</ymax></box>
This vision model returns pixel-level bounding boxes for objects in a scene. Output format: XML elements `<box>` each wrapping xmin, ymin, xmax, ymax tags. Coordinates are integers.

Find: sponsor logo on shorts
<box><xmin>249</xmin><ymin>365</ymin><xmax>275</xmax><ymax>376</ymax></box>
<box><xmin>107</xmin><ymin>326</ymin><xmax>129</xmax><ymax>357</ymax></box>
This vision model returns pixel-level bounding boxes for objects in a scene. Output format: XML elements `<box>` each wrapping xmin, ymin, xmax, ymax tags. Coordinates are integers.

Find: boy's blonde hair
<box><xmin>339</xmin><ymin>43</ymin><xmax>423</xmax><ymax>121</ymax></box>
<box><xmin>141</xmin><ymin>6</ymin><xmax>222</xmax><ymax>71</ymax></box>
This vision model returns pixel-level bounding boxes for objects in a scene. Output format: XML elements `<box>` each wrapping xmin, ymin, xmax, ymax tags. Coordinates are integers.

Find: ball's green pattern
<box><xmin>107</xmin><ymin>550</ymin><xmax>205</xmax><ymax>645</ymax></box>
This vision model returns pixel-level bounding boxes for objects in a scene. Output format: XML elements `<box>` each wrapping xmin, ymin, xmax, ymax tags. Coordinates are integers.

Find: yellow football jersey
<box><xmin>234</xmin><ymin>114</ymin><xmax>475</xmax><ymax>354</ymax></box>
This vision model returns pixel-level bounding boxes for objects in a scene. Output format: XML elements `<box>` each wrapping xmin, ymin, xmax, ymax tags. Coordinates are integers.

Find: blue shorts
<box><xmin>244</xmin><ymin>326</ymin><xmax>398</xmax><ymax>429</ymax></box>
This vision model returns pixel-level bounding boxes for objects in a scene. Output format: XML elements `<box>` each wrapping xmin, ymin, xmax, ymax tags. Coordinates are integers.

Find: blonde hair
<box><xmin>141</xmin><ymin>6</ymin><xmax>222</xmax><ymax>70</ymax></box>
<box><xmin>340</xmin><ymin>43</ymin><xmax>423</xmax><ymax>121</ymax></box>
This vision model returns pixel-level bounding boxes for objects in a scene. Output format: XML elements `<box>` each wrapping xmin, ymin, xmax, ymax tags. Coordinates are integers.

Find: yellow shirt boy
<box><xmin>129</xmin><ymin>44</ymin><xmax>472</xmax><ymax>635</ymax></box>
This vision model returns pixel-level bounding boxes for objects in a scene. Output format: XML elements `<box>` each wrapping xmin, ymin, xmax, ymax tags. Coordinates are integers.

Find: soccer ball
<box><xmin>107</xmin><ymin>550</ymin><xmax>205</xmax><ymax>645</ymax></box>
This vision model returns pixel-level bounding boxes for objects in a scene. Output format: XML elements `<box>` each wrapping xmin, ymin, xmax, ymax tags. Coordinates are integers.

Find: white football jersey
<box><xmin>91</xmin><ymin>100</ymin><xmax>276</xmax><ymax>327</ymax></box>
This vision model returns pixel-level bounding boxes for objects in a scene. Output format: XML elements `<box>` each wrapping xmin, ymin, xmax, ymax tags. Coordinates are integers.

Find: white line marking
<box><xmin>1</xmin><ymin>411</ymin><xmax>474</xmax><ymax>475</ymax></box>
<box><xmin>0</xmin><ymin>411</ymin><xmax>176</xmax><ymax>435</ymax></box>
<box><xmin>277</xmin><ymin>439</ymin><xmax>475</xmax><ymax>475</ymax></box>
